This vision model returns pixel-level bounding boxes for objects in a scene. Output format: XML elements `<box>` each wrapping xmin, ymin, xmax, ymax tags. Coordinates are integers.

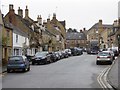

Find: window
<box><xmin>25</xmin><ymin>37</ymin><xmax>27</xmax><ymax>44</ymax></box>
<box><xmin>16</xmin><ymin>35</ymin><xmax>18</xmax><ymax>43</ymax></box>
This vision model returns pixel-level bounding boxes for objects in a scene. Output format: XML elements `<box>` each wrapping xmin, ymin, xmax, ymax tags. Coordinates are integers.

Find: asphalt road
<box><xmin>2</xmin><ymin>53</ymin><xmax>110</xmax><ymax>88</ymax></box>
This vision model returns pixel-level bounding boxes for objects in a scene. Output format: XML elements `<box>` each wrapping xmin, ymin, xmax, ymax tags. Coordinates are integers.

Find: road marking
<box><xmin>97</xmin><ymin>67</ymin><xmax>108</xmax><ymax>89</ymax></box>
<box><xmin>97</xmin><ymin>59</ymin><xmax>117</xmax><ymax>90</ymax></box>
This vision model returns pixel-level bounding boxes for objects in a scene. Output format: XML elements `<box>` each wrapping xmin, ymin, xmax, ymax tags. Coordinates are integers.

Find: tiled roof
<box><xmin>66</xmin><ymin>32</ymin><xmax>86</xmax><ymax>40</ymax></box>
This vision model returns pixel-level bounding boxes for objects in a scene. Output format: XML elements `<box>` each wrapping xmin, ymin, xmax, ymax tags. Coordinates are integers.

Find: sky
<box><xmin>0</xmin><ymin>0</ymin><xmax>119</xmax><ymax>30</ymax></box>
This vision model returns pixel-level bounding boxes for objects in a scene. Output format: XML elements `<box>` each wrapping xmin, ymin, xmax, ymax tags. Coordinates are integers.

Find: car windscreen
<box><xmin>9</xmin><ymin>56</ymin><xmax>22</xmax><ymax>61</ymax></box>
<box><xmin>35</xmin><ymin>52</ymin><xmax>47</xmax><ymax>57</ymax></box>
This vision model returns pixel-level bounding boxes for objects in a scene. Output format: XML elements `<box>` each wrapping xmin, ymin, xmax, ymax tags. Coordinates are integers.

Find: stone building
<box><xmin>4</xmin><ymin>4</ymin><xmax>36</xmax><ymax>55</ymax></box>
<box><xmin>87</xmin><ymin>20</ymin><xmax>113</xmax><ymax>49</ymax></box>
<box><xmin>66</xmin><ymin>30</ymin><xmax>87</xmax><ymax>48</ymax></box>
<box><xmin>43</xmin><ymin>13</ymin><xmax>66</xmax><ymax>51</ymax></box>
<box><xmin>2</xmin><ymin>21</ymin><xmax>13</xmax><ymax>65</ymax></box>
<box><xmin>0</xmin><ymin>10</ymin><xmax>3</xmax><ymax>66</ymax></box>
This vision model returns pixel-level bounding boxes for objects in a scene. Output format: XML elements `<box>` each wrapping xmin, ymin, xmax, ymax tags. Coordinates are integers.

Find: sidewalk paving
<box><xmin>0</xmin><ymin>66</ymin><xmax>7</xmax><ymax>74</ymax></box>
<box><xmin>107</xmin><ymin>56</ymin><xmax>120</xmax><ymax>90</ymax></box>
<box><xmin>2</xmin><ymin>66</ymin><xmax>7</xmax><ymax>73</ymax></box>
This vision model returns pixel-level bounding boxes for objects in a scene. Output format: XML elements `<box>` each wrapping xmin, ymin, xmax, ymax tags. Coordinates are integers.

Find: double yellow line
<box><xmin>97</xmin><ymin>61</ymin><xmax>115</xmax><ymax>90</ymax></box>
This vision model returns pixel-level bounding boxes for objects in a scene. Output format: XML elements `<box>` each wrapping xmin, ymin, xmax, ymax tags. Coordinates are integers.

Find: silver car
<box><xmin>96</xmin><ymin>51</ymin><xmax>113</xmax><ymax>65</ymax></box>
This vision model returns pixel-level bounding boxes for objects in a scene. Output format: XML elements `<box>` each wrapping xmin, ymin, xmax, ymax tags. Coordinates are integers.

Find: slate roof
<box><xmin>89</xmin><ymin>23</ymin><xmax>113</xmax><ymax>31</ymax></box>
<box><xmin>103</xmin><ymin>24</ymin><xmax>113</xmax><ymax>29</ymax></box>
<box><xmin>66</xmin><ymin>32</ymin><xmax>87</xmax><ymax>40</ymax></box>
<box><xmin>59</xmin><ymin>21</ymin><xmax>65</xmax><ymax>28</ymax></box>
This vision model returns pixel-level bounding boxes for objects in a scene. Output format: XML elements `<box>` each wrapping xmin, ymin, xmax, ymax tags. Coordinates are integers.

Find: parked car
<box><xmin>107</xmin><ymin>48</ymin><xmax>119</xmax><ymax>56</ymax></box>
<box><xmin>96</xmin><ymin>51</ymin><xmax>113</xmax><ymax>65</ymax></box>
<box><xmin>7</xmin><ymin>56</ymin><xmax>30</xmax><ymax>73</ymax></box>
<box><xmin>86</xmin><ymin>48</ymin><xmax>91</xmax><ymax>54</ymax></box>
<box><xmin>49</xmin><ymin>52</ymin><xmax>57</xmax><ymax>62</ymax></box>
<box><xmin>77</xmin><ymin>48</ymin><xmax>83</xmax><ymax>55</ymax></box>
<box><xmin>70</xmin><ymin>47</ymin><xmax>83</xmax><ymax>56</ymax></box>
<box><xmin>64</xmin><ymin>49</ymin><xmax>72</xmax><ymax>56</ymax></box>
<box><xmin>112</xmin><ymin>49</ymin><xmax>119</xmax><ymax>56</ymax></box>
<box><xmin>55</xmin><ymin>52</ymin><xmax>61</xmax><ymax>60</ymax></box>
<box><xmin>105</xmin><ymin>50</ymin><xmax>115</xmax><ymax>60</ymax></box>
<box><xmin>31</xmin><ymin>51</ymin><xmax>51</xmax><ymax>65</ymax></box>
<box><xmin>57</xmin><ymin>51</ymin><xmax>64</xmax><ymax>59</ymax></box>
<box><xmin>25</xmin><ymin>55</ymin><xmax>34</xmax><ymax>62</ymax></box>
<box><xmin>61</xmin><ymin>50</ymin><xmax>69</xmax><ymax>58</ymax></box>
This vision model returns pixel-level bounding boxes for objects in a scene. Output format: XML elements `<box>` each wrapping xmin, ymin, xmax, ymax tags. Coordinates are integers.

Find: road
<box><xmin>2</xmin><ymin>53</ymin><xmax>110</xmax><ymax>88</ymax></box>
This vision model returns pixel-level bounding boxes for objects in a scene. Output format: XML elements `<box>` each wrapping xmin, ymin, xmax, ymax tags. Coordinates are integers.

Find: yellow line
<box><xmin>97</xmin><ymin>67</ymin><xmax>109</xmax><ymax>89</ymax></box>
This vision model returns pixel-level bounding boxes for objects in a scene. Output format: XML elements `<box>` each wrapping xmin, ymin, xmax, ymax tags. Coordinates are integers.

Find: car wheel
<box><xmin>32</xmin><ymin>62</ymin><xmax>35</xmax><ymax>65</ymax></box>
<box><xmin>27</xmin><ymin>67</ymin><xmax>30</xmax><ymax>71</ymax></box>
<box><xmin>7</xmin><ymin>69</ymin><xmax>11</xmax><ymax>73</ymax></box>
<box><xmin>109</xmin><ymin>61</ymin><xmax>112</xmax><ymax>65</ymax></box>
<box><xmin>96</xmin><ymin>61</ymin><xmax>99</xmax><ymax>65</ymax></box>
<box><xmin>23</xmin><ymin>68</ymin><xmax>27</xmax><ymax>72</ymax></box>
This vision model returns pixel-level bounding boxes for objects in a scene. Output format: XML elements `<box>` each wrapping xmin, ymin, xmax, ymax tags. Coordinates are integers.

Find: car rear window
<box><xmin>98</xmin><ymin>52</ymin><xmax>110</xmax><ymax>56</ymax></box>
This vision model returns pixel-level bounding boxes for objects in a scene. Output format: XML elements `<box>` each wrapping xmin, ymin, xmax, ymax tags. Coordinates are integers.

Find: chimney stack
<box><xmin>9</xmin><ymin>4</ymin><xmax>14</xmax><ymax>11</ymax></box>
<box><xmin>83</xmin><ymin>28</ymin><xmax>86</xmax><ymax>31</ymax></box>
<box><xmin>18</xmin><ymin>7</ymin><xmax>23</xmax><ymax>17</ymax></box>
<box><xmin>37</xmin><ymin>15</ymin><xmax>42</xmax><ymax>25</ymax></box>
<box><xmin>53</xmin><ymin>13</ymin><xmax>56</xmax><ymax>19</ymax></box>
<box><xmin>99</xmin><ymin>19</ymin><xmax>102</xmax><ymax>25</ymax></box>
<box><xmin>25</xmin><ymin>6</ymin><xmax>29</xmax><ymax>18</ymax></box>
<box><xmin>113</xmin><ymin>20</ymin><xmax>118</xmax><ymax>27</ymax></box>
<box><xmin>80</xmin><ymin>29</ymin><xmax>83</xmax><ymax>33</ymax></box>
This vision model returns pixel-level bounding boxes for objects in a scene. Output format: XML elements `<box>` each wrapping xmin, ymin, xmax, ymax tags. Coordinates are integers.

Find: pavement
<box><xmin>1</xmin><ymin>65</ymin><xmax>7</xmax><ymax>74</ymax></box>
<box><xmin>107</xmin><ymin>55</ymin><xmax>120</xmax><ymax>90</ymax></box>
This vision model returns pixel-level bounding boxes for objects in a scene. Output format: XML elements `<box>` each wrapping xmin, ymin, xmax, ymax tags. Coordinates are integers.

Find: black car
<box><xmin>31</xmin><ymin>51</ymin><xmax>51</xmax><ymax>65</ymax></box>
<box><xmin>49</xmin><ymin>52</ymin><xmax>58</xmax><ymax>62</ymax></box>
<box><xmin>70</xmin><ymin>47</ymin><xmax>83</xmax><ymax>56</ymax></box>
<box><xmin>25</xmin><ymin>55</ymin><xmax>34</xmax><ymax>62</ymax></box>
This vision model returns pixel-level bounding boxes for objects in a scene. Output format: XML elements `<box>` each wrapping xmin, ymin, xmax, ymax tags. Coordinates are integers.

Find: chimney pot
<box><xmin>18</xmin><ymin>7</ymin><xmax>23</xmax><ymax>17</ymax></box>
<box><xmin>9</xmin><ymin>4</ymin><xmax>14</xmax><ymax>11</ymax></box>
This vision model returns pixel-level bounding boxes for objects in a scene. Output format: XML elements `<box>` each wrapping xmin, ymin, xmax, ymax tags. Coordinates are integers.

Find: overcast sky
<box><xmin>0</xmin><ymin>0</ymin><xmax>119</xmax><ymax>30</ymax></box>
